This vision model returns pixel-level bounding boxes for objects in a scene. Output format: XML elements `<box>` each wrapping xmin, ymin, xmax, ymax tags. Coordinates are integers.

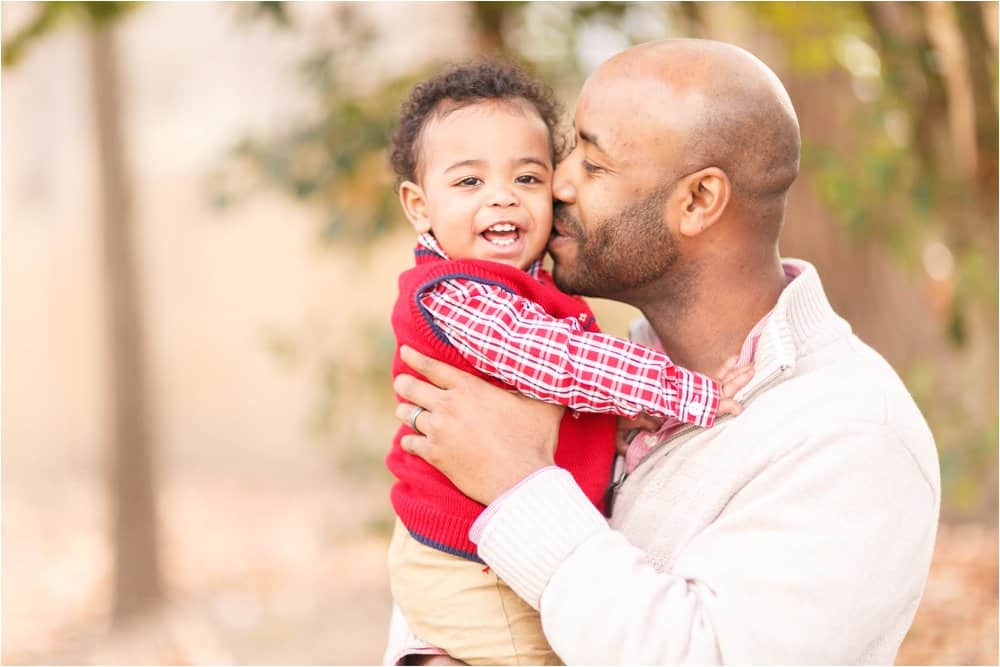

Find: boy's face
<box><xmin>399</xmin><ymin>99</ymin><xmax>554</xmax><ymax>270</ymax></box>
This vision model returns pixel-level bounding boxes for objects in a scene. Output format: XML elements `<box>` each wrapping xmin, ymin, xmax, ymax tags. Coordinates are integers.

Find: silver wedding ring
<box><xmin>407</xmin><ymin>406</ymin><xmax>427</xmax><ymax>435</ymax></box>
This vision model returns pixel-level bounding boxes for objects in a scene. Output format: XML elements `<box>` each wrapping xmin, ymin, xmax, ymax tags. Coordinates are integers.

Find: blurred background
<box><xmin>1</xmin><ymin>2</ymin><xmax>996</xmax><ymax>664</ymax></box>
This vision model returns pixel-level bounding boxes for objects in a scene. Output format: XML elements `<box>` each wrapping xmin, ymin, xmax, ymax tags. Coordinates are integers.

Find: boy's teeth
<box><xmin>482</xmin><ymin>223</ymin><xmax>520</xmax><ymax>247</ymax></box>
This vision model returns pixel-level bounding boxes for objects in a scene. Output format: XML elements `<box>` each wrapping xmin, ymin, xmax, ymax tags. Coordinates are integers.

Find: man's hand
<box><xmin>393</xmin><ymin>345</ymin><xmax>563</xmax><ymax>505</ymax></box>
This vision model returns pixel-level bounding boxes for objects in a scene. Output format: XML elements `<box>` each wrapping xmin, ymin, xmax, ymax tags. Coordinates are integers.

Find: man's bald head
<box><xmin>593</xmin><ymin>39</ymin><xmax>800</xmax><ymax>241</ymax></box>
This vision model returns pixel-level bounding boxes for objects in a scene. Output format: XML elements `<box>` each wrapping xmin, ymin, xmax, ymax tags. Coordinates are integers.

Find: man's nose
<box><xmin>553</xmin><ymin>161</ymin><xmax>576</xmax><ymax>204</ymax></box>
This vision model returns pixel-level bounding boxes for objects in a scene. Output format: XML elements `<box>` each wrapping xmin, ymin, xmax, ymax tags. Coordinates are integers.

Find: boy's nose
<box><xmin>487</xmin><ymin>186</ymin><xmax>518</xmax><ymax>207</ymax></box>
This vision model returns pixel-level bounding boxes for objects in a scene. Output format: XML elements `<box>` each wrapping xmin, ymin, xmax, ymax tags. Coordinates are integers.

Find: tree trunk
<box><xmin>88</xmin><ymin>19</ymin><xmax>164</xmax><ymax>624</ymax></box>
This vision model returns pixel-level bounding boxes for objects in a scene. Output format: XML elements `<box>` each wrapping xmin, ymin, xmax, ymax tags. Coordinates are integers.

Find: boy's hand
<box><xmin>714</xmin><ymin>355</ymin><xmax>755</xmax><ymax>417</ymax></box>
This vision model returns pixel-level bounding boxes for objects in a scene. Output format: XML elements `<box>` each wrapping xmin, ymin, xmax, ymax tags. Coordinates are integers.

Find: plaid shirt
<box><xmin>415</xmin><ymin>234</ymin><xmax>721</xmax><ymax>427</ymax></box>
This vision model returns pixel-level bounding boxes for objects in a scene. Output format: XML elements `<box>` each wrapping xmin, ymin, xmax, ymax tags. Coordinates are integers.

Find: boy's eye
<box><xmin>456</xmin><ymin>177</ymin><xmax>482</xmax><ymax>187</ymax></box>
<box><xmin>515</xmin><ymin>174</ymin><xmax>543</xmax><ymax>185</ymax></box>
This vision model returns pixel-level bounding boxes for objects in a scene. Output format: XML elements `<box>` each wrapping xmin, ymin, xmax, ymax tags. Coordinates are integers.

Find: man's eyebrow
<box><xmin>576</xmin><ymin>127</ymin><xmax>606</xmax><ymax>155</ymax></box>
<box><xmin>444</xmin><ymin>159</ymin><xmax>485</xmax><ymax>173</ymax></box>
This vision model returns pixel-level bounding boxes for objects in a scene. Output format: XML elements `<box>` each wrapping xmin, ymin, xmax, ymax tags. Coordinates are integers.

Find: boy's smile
<box><xmin>398</xmin><ymin>99</ymin><xmax>554</xmax><ymax>270</ymax></box>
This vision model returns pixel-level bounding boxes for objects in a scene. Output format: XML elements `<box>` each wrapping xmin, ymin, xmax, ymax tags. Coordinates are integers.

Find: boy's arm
<box><xmin>419</xmin><ymin>279</ymin><xmax>720</xmax><ymax>427</ymax></box>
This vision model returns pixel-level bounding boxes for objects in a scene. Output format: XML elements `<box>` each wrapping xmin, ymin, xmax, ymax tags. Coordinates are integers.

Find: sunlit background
<box><xmin>2</xmin><ymin>2</ymin><xmax>997</xmax><ymax>664</ymax></box>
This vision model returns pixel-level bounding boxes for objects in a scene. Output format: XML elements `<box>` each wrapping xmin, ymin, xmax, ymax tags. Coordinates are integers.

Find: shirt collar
<box><xmin>416</xmin><ymin>233</ymin><xmax>543</xmax><ymax>279</ymax></box>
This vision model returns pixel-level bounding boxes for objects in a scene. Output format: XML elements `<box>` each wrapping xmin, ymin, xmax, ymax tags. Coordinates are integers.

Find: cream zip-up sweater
<box><xmin>473</xmin><ymin>259</ymin><xmax>940</xmax><ymax>665</ymax></box>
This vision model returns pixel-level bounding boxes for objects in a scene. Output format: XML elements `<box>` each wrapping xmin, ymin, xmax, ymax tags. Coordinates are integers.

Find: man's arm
<box><xmin>394</xmin><ymin>347</ymin><xmax>938</xmax><ymax>664</ymax></box>
<box><xmin>475</xmin><ymin>435</ymin><xmax>936</xmax><ymax>664</ymax></box>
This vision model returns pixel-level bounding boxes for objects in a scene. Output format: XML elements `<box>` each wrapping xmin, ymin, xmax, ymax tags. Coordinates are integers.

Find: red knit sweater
<box><xmin>387</xmin><ymin>250</ymin><xmax>616</xmax><ymax>561</ymax></box>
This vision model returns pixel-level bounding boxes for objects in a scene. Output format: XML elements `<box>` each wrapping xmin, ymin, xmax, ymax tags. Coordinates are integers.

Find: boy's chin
<box><xmin>476</xmin><ymin>247</ymin><xmax>541</xmax><ymax>271</ymax></box>
<box><xmin>467</xmin><ymin>236</ymin><xmax>546</xmax><ymax>270</ymax></box>
<box><xmin>486</xmin><ymin>255</ymin><xmax>532</xmax><ymax>270</ymax></box>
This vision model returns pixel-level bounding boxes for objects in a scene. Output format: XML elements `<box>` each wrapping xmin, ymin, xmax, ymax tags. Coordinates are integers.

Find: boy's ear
<box><xmin>399</xmin><ymin>181</ymin><xmax>432</xmax><ymax>234</ymax></box>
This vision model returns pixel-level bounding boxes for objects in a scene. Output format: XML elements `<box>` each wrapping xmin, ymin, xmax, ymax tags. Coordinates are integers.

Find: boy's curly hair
<box><xmin>389</xmin><ymin>60</ymin><xmax>563</xmax><ymax>184</ymax></box>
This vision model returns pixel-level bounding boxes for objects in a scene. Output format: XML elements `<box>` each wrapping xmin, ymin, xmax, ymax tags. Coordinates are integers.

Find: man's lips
<box><xmin>548</xmin><ymin>227</ymin><xmax>574</xmax><ymax>254</ymax></box>
<box><xmin>551</xmin><ymin>217</ymin><xmax>575</xmax><ymax>239</ymax></box>
<box><xmin>552</xmin><ymin>202</ymin><xmax>579</xmax><ymax>235</ymax></box>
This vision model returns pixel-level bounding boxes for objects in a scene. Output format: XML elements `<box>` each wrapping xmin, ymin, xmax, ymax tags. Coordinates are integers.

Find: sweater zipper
<box><xmin>603</xmin><ymin>363</ymin><xmax>791</xmax><ymax>517</ymax></box>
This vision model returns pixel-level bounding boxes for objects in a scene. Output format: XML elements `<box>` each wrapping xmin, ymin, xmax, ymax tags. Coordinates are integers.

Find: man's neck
<box><xmin>638</xmin><ymin>255</ymin><xmax>788</xmax><ymax>375</ymax></box>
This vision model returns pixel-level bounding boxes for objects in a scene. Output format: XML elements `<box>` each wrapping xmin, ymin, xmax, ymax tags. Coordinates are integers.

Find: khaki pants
<box><xmin>388</xmin><ymin>520</ymin><xmax>561</xmax><ymax>666</ymax></box>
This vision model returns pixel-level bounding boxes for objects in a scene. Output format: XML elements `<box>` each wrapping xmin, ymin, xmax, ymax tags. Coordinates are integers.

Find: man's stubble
<box><xmin>551</xmin><ymin>186</ymin><xmax>696</xmax><ymax>312</ymax></box>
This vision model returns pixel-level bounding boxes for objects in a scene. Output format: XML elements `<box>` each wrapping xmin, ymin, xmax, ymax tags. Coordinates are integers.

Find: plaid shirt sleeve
<box><xmin>419</xmin><ymin>279</ymin><xmax>721</xmax><ymax>427</ymax></box>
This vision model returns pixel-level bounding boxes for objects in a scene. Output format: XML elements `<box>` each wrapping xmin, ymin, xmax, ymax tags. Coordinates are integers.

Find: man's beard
<box><xmin>551</xmin><ymin>187</ymin><xmax>688</xmax><ymax>304</ymax></box>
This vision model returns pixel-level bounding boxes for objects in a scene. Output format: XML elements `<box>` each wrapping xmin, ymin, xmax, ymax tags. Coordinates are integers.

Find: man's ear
<box><xmin>677</xmin><ymin>167</ymin><xmax>730</xmax><ymax>238</ymax></box>
<box><xmin>399</xmin><ymin>181</ymin><xmax>433</xmax><ymax>234</ymax></box>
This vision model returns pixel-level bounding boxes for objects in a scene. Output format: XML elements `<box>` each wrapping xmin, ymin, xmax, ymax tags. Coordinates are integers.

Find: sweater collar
<box><xmin>415</xmin><ymin>233</ymin><xmax>544</xmax><ymax>279</ymax></box>
<box><xmin>759</xmin><ymin>259</ymin><xmax>851</xmax><ymax>365</ymax></box>
<box><xmin>629</xmin><ymin>259</ymin><xmax>850</xmax><ymax>396</ymax></box>
<box><xmin>733</xmin><ymin>258</ymin><xmax>851</xmax><ymax>402</ymax></box>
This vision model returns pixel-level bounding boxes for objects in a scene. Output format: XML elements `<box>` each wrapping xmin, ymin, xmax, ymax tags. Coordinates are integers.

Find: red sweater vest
<box><xmin>387</xmin><ymin>250</ymin><xmax>616</xmax><ymax>561</ymax></box>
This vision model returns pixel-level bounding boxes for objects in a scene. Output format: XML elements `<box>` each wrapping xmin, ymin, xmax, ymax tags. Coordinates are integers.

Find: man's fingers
<box><xmin>395</xmin><ymin>402</ymin><xmax>432</xmax><ymax>435</ymax></box>
<box><xmin>400</xmin><ymin>345</ymin><xmax>466</xmax><ymax>390</ymax></box>
<box><xmin>394</xmin><ymin>373</ymin><xmax>447</xmax><ymax>412</ymax></box>
<box><xmin>400</xmin><ymin>433</ymin><xmax>430</xmax><ymax>460</ymax></box>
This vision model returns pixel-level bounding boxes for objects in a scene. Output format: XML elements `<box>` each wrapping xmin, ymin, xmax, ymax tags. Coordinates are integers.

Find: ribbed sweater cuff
<box><xmin>473</xmin><ymin>467</ymin><xmax>608</xmax><ymax>610</ymax></box>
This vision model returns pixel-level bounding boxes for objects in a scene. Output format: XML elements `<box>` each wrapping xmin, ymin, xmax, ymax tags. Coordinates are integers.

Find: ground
<box><xmin>3</xmin><ymin>468</ymin><xmax>996</xmax><ymax>665</ymax></box>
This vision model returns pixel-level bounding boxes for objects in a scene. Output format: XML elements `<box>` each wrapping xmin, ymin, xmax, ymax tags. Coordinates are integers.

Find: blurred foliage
<box><xmin>236</xmin><ymin>0</ymin><xmax>293</xmax><ymax>29</ymax></box>
<box><xmin>1</xmin><ymin>1</ymin><xmax>140</xmax><ymax>67</ymax></box>
<box><xmin>209</xmin><ymin>5</ymin><xmax>422</xmax><ymax>245</ymax></box>
<box><xmin>908</xmin><ymin>360</ymin><xmax>998</xmax><ymax>514</ymax></box>
<box><xmin>759</xmin><ymin>2</ymin><xmax>998</xmax><ymax>318</ymax></box>
<box><xmin>213</xmin><ymin>2</ymin><xmax>996</xmax><ymax>519</ymax></box>
<box><xmin>263</xmin><ymin>314</ymin><xmax>397</xmax><ymax>482</ymax></box>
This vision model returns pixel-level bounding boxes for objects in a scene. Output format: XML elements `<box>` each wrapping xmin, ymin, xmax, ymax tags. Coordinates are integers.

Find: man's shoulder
<box><xmin>745</xmin><ymin>334</ymin><xmax>938</xmax><ymax>493</ymax></box>
<box><xmin>782</xmin><ymin>331</ymin><xmax>925</xmax><ymax>423</ymax></box>
<box><xmin>765</xmin><ymin>258</ymin><xmax>931</xmax><ymax>433</ymax></box>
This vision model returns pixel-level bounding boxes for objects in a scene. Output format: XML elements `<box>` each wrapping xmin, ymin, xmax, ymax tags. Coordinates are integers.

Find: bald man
<box><xmin>387</xmin><ymin>39</ymin><xmax>939</xmax><ymax>665</ymax></box>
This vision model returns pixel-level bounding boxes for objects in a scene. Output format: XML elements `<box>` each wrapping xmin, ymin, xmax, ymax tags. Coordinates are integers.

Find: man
<box><xmin>389</xmin><ymin>38</ymin><xmax>940</xmax><ymax>664</ymax></box>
